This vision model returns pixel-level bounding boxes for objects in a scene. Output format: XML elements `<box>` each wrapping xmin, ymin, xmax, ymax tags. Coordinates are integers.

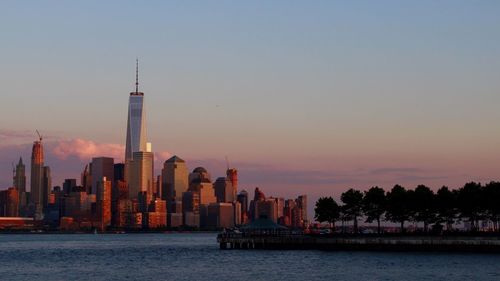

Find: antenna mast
<box><xmin>225</xmin><ymin>156</ymin><xmax>230</xmax><ymax>170</ymax></box>
<box><xmin>135</xmin><ymin>58</ymin><xmax>139</xmax><ymax>93</ymax></box>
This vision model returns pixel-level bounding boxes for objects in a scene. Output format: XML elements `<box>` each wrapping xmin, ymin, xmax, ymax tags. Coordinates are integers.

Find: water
<box><xmin>1</xmin><ymin>233</ymin><xmax>500</xmax><ymax>281</ymax></box>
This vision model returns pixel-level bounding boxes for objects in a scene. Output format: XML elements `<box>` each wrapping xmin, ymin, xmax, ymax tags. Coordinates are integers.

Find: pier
<box><xmin>218</xmin><ymin>233</ymin><xmax>500</xmax><ymax>252</ymax></box>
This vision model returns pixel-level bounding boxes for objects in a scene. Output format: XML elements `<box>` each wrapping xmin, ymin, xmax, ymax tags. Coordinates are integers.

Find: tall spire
<box><xmin>135</xmin><ymin>58</ymin><xmax>139</xmax><ymax>93</ymax></box>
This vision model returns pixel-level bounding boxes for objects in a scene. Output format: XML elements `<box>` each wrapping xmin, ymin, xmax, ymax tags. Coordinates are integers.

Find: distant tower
<box><xmin>81</xmin><ymin>164</ymin><xmax>91</xmax><ymax>194</ymax></box>
<box><xmin>125</xmin><ymin>59</ymin><xmax>150</xmax><ymax>200</ymax></box>
<box><xmin>129</xmin><ymin>150</ymin><xmax>154</xmax><ymax>200</ymax></box>
<box><xmin>13</xmin><ymin>158</ymin><xmax>26</xmax><ymax>193</ymax></box>
<box><xmin>161</xmin><ymin>155</ymin><xmax>189</xmax><ymax>211</ymax></box>
<box><xmin>30</xmin><ymin>133</ymin><xmax>44</xmax><ymax>219</ymax></box>
<box><xmin>14</xmin><ymin>157</ymin><xmax>27</xmax><ymax>213</ymax></box>
<box><xmin>125</xmin><ymin>59</ymin><xmax>147</xmax><ymax>161</ymax></box>
<box><xmin>96</xmin><ymin>177</ymin><xmax>112</xmax><ymax>231</ymax></box>
<box><xmin>91</xmin><ymin>157</ymin><xmax>114</xmax><ymax>195</ymax></box>
<box><xmin>42</xmin><ymin>166</ymin><xmax>51</xmax><ymax>208</ymax></box>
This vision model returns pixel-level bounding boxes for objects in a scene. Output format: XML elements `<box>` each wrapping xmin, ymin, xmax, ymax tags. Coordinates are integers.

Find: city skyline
<box><xmin>2</xmin><ymin>1</ymin><xmax>500</xmax><ymax>213</ymax></box>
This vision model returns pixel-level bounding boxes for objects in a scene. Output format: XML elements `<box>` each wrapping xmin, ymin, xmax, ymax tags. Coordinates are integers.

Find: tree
<box><xmin>362</xmin><ymin>186</ymin><xmax>386</xmax><ymax>234</ymax></box>
<box><xmin>314</xmin><ymin>197</ymin><xmax>340</xmax><ymax>230</ymax></box>
<box><xmin>385</xmin><ymin>185</ymin><xmax>411</xmax><ymax>233</ymax></box>
<box><xmin>413</xmin><ymin>185</ymin><xmax>436</xmax><ymax>232</ymax></box>
<box><xmin>457</xmin><ymin>182</ymin><xmax>483</xmax><ymax>231</ymax></box>
<box><xmin>341</xmin><ymin>188</ymin><xmax>363</xmax><ymax>233</ymax></box>
<box><xmin>483</xmin><ymin>182</ymin><xmax>500</xmax><ymax>231</ymax></box>
<box><xmin>435</xmin><ymin>186</ymin><xmax>457</xmax><ymax>231</ymax></box>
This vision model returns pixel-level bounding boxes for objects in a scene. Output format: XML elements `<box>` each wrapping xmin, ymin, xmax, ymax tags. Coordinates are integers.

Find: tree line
<box><xmin>314</xmin><ymin>182</ymin><xmax>500</xmax><ymax>233</ymax></box>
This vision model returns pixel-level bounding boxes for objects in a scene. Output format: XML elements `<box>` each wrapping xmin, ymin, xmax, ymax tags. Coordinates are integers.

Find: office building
<box><xmin>13</xmin><ymin>157</ymin><xmax>27</xmax><ymax>213</ymax></box>
<box><xmin>91</xmin><ymin>157</ymin><xmax>114</xmax><ymax>195</ymax></box>
<box><xmin>161</xmin><ymin>155</ymin><xmax>188</xmax><ymax>211</ymax></box>
<box><xmin>207</xmin><ymin>202</ymin><xmax>234</xmax><ymax>229</ymax></box>
<box><xmin>30</xmin><ymin>137</ymin><xmax>44</xmax><ymax>219</ymax></box>
<box><xmin>214</xmin><ymin>177</ymin><xmax>235</xmax><ymax>203</ymax></box>
<box><xmin>129</xmin><ymin>151</ymin><xmax>154</xmax><ymax>199</ymax></box>
<box><xmin>0</xmin><ymin>187</ymin><xmax>19</xmax><ymax>217</ymax></box>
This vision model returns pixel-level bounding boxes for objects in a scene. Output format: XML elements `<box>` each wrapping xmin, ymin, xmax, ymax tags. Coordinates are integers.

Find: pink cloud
<box><xmin>52</xmin><ymin>138</ymin><xmax>125</xmax><ymax>161</ymax></box>
<box><xmin>154</xmin><ymin>151</ymin><xmax>173</xmax><ymax>169</ymax></box>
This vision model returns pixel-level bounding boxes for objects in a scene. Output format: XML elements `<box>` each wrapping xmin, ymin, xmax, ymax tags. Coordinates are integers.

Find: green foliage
<box><xmin>412</xmin><ymin>185</ymin><xmax>436</xmax><ymax>232</ymax></box>
<box><xmin>435</xmin><ymin>186</ymin><xmax>457</xmax><ymax>230</ymax></box>
<box><xmin>341</xmin><ymin>188</ymin><xmax>363</xmax><ymax>233</ymax></box>
<box><xmin>314</xmin><ymin>197</ymin><xmax>340</xmax><ymax>228</ymax></box>
<box><xmin>362</xmin><ymin>186</ymin><xmax>386</xmax><ymax>233</ymax></box>
<box><xmin>385</xmin><ymin>185</ymin><xmax>411</xmax><ymax>232</ymax></box>
<box><xmin>314</xmin><ymin>181</ymin><xmax>500</xmax><ymax>234</ymax></box>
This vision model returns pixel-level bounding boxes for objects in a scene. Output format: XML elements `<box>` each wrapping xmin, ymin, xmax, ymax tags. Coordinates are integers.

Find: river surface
<box><xmin>1</xmin><ymin>233</ymin><xmax>500</xmax><ymax>281</ymax></box>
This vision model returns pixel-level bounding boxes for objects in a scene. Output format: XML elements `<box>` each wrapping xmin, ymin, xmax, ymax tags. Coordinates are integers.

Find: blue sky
<box><xmin>1</xmin><ymin>1</ymin><xmax>500</xmax><ymax>210</ymax></box>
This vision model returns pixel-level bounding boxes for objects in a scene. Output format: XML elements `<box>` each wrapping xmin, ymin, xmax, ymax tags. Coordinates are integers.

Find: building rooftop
<box><xmin>193</xmin><ymin>167</ymin><xmax>208</xmax><ymax>174</ymax></box>
<box><xmin>166</xmin><ymin>155</ymin><xmax>185</xmax><ymax>163</ymax></box>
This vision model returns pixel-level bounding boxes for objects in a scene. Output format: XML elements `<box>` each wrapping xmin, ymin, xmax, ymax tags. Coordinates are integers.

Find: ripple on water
<box><xmin>1</xmin><ymin>234</ymin><xmax>500</xmax><ymax>281</ymax></box>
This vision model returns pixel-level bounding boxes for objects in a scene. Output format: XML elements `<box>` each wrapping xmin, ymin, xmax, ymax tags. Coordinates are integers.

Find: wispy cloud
<box><xmin>370</xmin><ymin>167</ymin><xmax>425</xmax><ymax>175</ymax></box>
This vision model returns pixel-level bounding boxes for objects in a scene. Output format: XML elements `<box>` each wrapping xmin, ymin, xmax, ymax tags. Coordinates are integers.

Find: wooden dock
<box><xmin>217</xmin><ymin>233</ymin><xmax>500</xmax><ymax>252</ymax></box>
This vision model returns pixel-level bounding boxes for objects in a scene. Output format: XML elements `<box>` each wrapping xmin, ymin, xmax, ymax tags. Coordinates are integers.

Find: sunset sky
<box><xmin>1</xmin><ymin>1</ymin><xmax>500</xmax><ymax>213</ymax></box>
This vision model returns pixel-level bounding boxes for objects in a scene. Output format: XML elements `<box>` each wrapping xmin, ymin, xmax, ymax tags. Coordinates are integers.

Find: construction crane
<box><xmin>36</xmin><ymin>130</ymin><xmax>42</xmax><ymax>142</ymax></box>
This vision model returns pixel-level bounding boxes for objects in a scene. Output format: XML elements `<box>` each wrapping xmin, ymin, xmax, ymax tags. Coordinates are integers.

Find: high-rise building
<box><xmin>189</xmin><ymin>167</ymin><xmax>216</xmax><ymax>228</ymax></box>
<box><xmin>255</xmin><ymin>199</ymin><xmax>278</xmax><ymax>223</ymax></box>
<box><xmin>63</xmin><ymin>179</ymin><xmax>77</xmax><ymax>195</ymax></box>
<box><xmin>161</xmin><ymin>156</ymin><xmax>188</xmax><ymax>211</ymax></box>
<box><xmin>249</xmin><ymin>187</ymin><xmax>266</xmax><ymax>221</ymax></box>
<box><xmin>189</xmin><ymin>167</ymin><xmax>216</xmax><ymax>206</ymax></box>
<box><xmin>226</xmin><ymin>168</ymin><xmax>238</xmax><ymax>194</ymax></box>
<box><xmin>154</xmin><ymin>175</ymin><xmax>162</xmax><ymax>199</ymax></box>
<box><xmin>96</xmin><ymin>177</ymin><xmax>112</xmax><ymax>231</ymax></box>
<box><xmin>81</xmin><ymin>164</ymin><xmax>92</xmax><ymax>194</ymax></box>
<box><xmin>125</xmin><ymin>60</ymin><xmax>148</xmax><ymax>192</ymax></box>
<box><xmin>129</xmin><ymin>151</ymin><xmax>154</xmax><ymax>199</ymax></box>
<box><xmin>237</xmin><ymin>190</ymin><xmax>248</xmax><ymax>214</ymax></box>
<box><xmin>207</xmin><ymin>202</ymin><xmax>234</xmax><ymax>229</ymax></box>
<box><xmin>124</xmin><ymin>60</ymin><xmax>153</xmax><ymax>204</ymax></box>
<box><xmin>297</xmin><ymin>195</ymin><xmax>307</xmax><ymax>223</ymax></box>
<box><xmin>125</xmin><ymin>60</ymin><xmax>147</xmax><ymax>162</ymax></box>
<box><xmin>42</xmin><ymin>166</ymin><xmax>51</xmax><ymax>209</ymax></box>
<box><xmin>0</xmin><ymin>187</ymin><xmax>19</xmax><ymax>217</ymax></box>
<box><xmin>30</xmin><ymin>137</ymin><xmax>44</xmax><ymax>219</ymax></box>
<box><xmin>13</xmin><ymin>157</ymin><xmax>27</xmax><ymax>213</ymax></box>
<box><xmin>214</xmin><ymin>177</ymin><xmax>234</xmax><ymax>203</ymax></box>
<box><xmin>237</xmin><ymin>190</ymin><xmax>249</xmax><ymax>224</ymax></box>
<box><xmin>113</xmin><ymin>163</ymin><xmax>125</xmax><ymax>182</ymax></box>
<box><xmin>144</xmin><ymin>198</ymin><xmax>167</xmax><ymax>229</ymax></box>
<box><xmin>91</xmin><ymin>157</ymin><xmax>114</xmax><ymax>195</ymax></box>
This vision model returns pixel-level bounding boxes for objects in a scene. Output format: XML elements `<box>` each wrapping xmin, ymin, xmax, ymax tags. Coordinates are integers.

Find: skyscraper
<box><xmin>13</xmin><ymin>157</ymin><xmax>26</xmax><ymax>193</ymax></box>
<box><xmin>81</xmin><ymin>164</ymin><xmax>91</xmax><ymax>194</ymax></box>
<box><xmin>42</xmin><ymin>166</ymin><xmax>51</xmax><ymax>209</ymax></box>
<box><xmin>96</xmin><ymin>177</ymin><xmax>112</xmax><ymax>231</ymax></box>
<box><xmin>161</xmin><ymin>155</ymin><xmax>189</xmax><ymax>210</ymax></box>
<box><xmin>214</xmin><ymin>177</ymin><xmax>234</xmax><ymax>203</ymax></box>
<box><xmin>125</xmin><ymin>60</ymin><xmax>151</xmax><ymax>201</ymax></box>
<box><xmin>30</xmin><ymin>136</ymin><xmax>44</xmax><ymax>219</ymax></box>
<box><xmin>13</xmin><ymin>157</ymin><xmax>27</xmax><ymax>213</ymax></box>
<box><xmin>91</xmin><ymin>157</ymin><xmax>114</xmax><ymax>195</ymax></box>
<box><xmin>129</xmin><ymin>151</ymin><xmax>154</xmax><ymax>200</ymax></box>
<box><xmin>125</xmin><ymin>60</ymin><xmax>147</xmax><ymax>162</ymax></box>
<box><xmin>226</xmin><ymin>168</ymin><xmax>238</xmax><ymax>193</ymax></box>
